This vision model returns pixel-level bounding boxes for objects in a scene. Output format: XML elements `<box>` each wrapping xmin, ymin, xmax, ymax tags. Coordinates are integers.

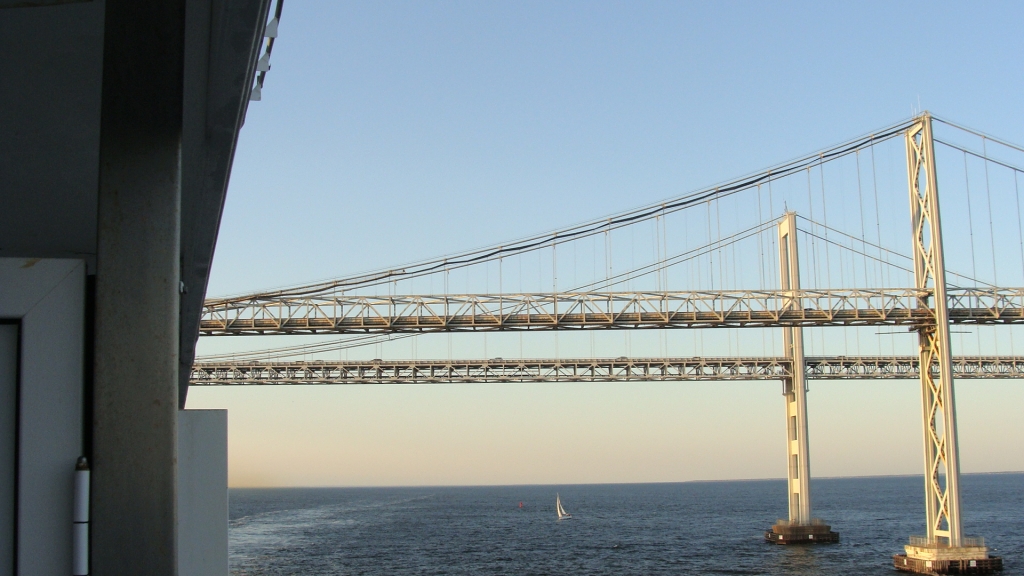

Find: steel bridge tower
<box><xmin>779</xmin><ymin>212</ymin><xmax>811</xmax><ymax>525</ymax></box>
<box><xmin>895</xmin><ymin>113</ymin><xmax>1000</xmax><ymax>573</ymax></box>
<box><xmin>764</xmin><ymin>212</ymin><xmax>838</xmax><ymax>544</ymax></box>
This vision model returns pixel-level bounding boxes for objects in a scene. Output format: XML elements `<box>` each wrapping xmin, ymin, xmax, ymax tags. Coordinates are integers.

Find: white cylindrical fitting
<box><xmin>73</xmin><ymin>523</ymin><xmax>89</xmax><ymax>575</ymax></box>
<box><xmin>74</xmin><ymin>459</ymin><xmax>89</xmax><ymax>523</ymax></box>
<box><xmin>73</xmin><ymin>456</ymin><xmax>89</xmax><ymax>576</ymax></box>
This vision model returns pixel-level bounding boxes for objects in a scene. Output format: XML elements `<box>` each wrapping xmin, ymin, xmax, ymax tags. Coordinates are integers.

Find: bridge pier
<box><xmin>895</xmin><ymin>114</ymin><xmax>1000</xmax><ymax>573</ymax></box>
<box><xmin>765</xmin><ymin>212</ymin><xmax>838</xmax><ymax>545</ymax></box>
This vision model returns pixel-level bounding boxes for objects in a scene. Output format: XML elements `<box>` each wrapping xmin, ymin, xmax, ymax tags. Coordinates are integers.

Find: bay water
<box><xmin>229</xmin><ymin>473</ymin><xmax>1022</xmax><ymax>575</ymax></box>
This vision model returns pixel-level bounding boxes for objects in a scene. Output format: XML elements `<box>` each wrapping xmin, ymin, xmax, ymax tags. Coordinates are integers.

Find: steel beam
<box><xmin>188</xmin><ymin>355</ymin><xmax>1024</xmax><ymax>385</ymax></box>
<box><xmin>199</xmin><ymin>287</ymin><xmax>1024</xmax><ymax>336</ymax></box>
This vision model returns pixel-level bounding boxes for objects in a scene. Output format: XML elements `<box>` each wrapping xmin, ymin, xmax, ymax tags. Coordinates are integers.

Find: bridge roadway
<box><xmin>190</xmin><ymin>355</ymin><xmax>1024</xmax><ymax>385</ymax></box>
<box><xmin>199</xmin><ymin>287</ymin><xmax>1024</xmax><ymax>336</ymax></box>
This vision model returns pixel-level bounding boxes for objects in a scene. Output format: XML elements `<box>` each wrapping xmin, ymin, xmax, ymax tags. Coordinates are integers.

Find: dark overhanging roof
<box><xmin>178</xmin><ymin>0</ymin><xmax>273</xmax><ymax>407</ymax></box>
<box><xmin>0</xmin><ymin>0</ymin><xmax>271</xmax><ymax>408</ymax></box>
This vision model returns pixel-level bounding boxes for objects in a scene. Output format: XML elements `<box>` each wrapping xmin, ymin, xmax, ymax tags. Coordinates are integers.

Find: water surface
<box><xmin>229</xmin><ymin>473</ymin><xmax>1022</xmax><ymax>575</ymax></box>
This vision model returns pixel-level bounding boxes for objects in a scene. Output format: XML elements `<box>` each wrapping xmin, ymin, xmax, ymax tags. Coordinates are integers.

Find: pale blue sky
<box><xmin>189</xmin><ymin>1</ymin><xmax>1024</xmax><ymax>487</ymax></box>
<box><xmin>210</xmin><ymin>1</ymin><xmax>1024</xmax><ymax>295</ymax></box>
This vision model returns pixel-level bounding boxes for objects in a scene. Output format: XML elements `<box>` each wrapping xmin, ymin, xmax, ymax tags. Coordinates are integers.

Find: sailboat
<box><xmin>556</xmin><ymin>493</ymin><xmax>572</xmax><ymax>520</ymax></box>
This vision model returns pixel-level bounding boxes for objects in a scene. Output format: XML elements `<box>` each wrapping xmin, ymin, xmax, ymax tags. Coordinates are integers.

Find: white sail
<box><xmin>556</xmin><ymin>493</ymin><xmax>571</xmax><ymax>519</ymax></box>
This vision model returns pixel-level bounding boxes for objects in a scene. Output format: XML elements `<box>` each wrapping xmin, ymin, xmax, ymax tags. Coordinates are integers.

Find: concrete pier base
<box><xmin>894</xmin><ymin>540</ymin><xmax>1002</xmax><ymax>574</ymax></box>
<box><xmin>764</xmin><ymin>520</ymin><xmax>839</xmax><ymax>544</ymax></box>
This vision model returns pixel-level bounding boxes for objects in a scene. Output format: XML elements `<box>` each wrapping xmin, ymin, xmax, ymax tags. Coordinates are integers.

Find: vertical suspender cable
<box><xmin>707</xmin><ymin>201</ymin><xmax>714</xmax><ymax>291</ymax></box>
<box><xmin>856</xmin><ymin>151</ymin><xmax>868</xmax><ymax>353</ymax></box>
<box><xmin>716</xmin><ymin>196</ymin><xmax>725</xmax><ymax>291</ymax></box>
<box><xmin>731</xmin><ymin>218</ymin><xmax>741</xmax><ymax>354</ymax></box>
<box><xmin>856</xmin><ymin>151</ymin><xmax>868</xmax><ymax>284</ymax></box>
<box><xmin>964</xmin><ymin>152</ymin><xmax>979</xmax><ymax>281</ymax></box>
<box><xmin>591</xmin><ymin>236</ymin><xmax>596</xmax><ymax>356</ymax></box>
<box><xmin>982</xmin><ymin>139</ymin><xmax>1000</xmax><ymax>355</ymax></box>
<box><xmin>870</xmin><ymin>143</ymin><xmax>885</xmax><ymax>285</ymax></box>
<box><xmin>870</xmin><ymin>142</ymin><xmax>894</xmax><ymax>355</ymax></box>
<box><xmin>1016</xmin><ymin>170</ymin><xmax>1024</xmax><ymax>279</ymax></box>
<box><xmin>684</xmin><ymin>209</ymin><xmax>697</xmax><ymax>355</ymax></box>
<box><xmin>807</xmin><ymin>166</ymin><xmax>822</xmax><ymax>355</ymax></box>
<box><xmin>757</xmin><ymin>185</ymin><xmax>767</xmax><ymax>356</ymax></box>
<box><xmin>716</xmin><ymin>198</ymin><xmax>724</xmax><ymax>290</ymax></box>
<box><xmin>553</xmin><ymin>240</ymin><xmax>558</xmax><ymax>359</ymax></box>
<box><xmin>552</xmin><ymin>240</ymin><xmax>557</xmax><ymax>293</ymax></box>
<box><xmin>445</xmin><ymin>266</ymin><xmax>452</xmax><ymax>360</ymax></box>
<box><xmin>1014</xmin><ymin>170</ymin><xmax>1023</xmax><ymax>359</ymax></box>
<box><xmin>963</xmin><ymin>152</ymin><xmax>981</xmax><ymax>354</ymax></box>
<box><xmin>657</xmin><ymin>211</ymin><xmax>665</xmax><ymax>356</ymax></box>
<box><xmin>806</xmin><ymin>169</ymin><xmax>819</xmax><ymax>290</ymax></box>
<box><xmin>982</xmin><ymin>139</ymin><xmax>997</xmax><ymax>284</ymax></box>
<box><xmin>819</xmin><ymin>158</ymin><xmax>834</xmax><ymax>290</ymax></box>
<box><xmin>694</xmin><ymin>211</ymin><xmax>703</xmax><ymax>291</ymax></box>
<box><xmin>602</xmin><ymin>226</ymin><xmax>610</xmax><ymax>284</ymax></box>
<box><xmin>756</xmin><ymin>185</ymin><xmax>766</xmax><ymax>289</ymax></box>
<box><xmin>664</xmin><ymin>211</ymin><xmax>670</xmax><ymax>357</ymax></box>
<box><xmin>768</xmin><ymin>174</ymin><xmax>778</xmax><ymax>355</ymax></box>
<box><xmin>820</xmin><ymin>156</ymin><xmax>844</xmax><ymax>354</ymax></box>
<box><xmin>498</xmin><ymin>250</ymin><xmax>503</xmax><ymax>330</ymax></box>
<box><xmin>573</xmin><ymin>235</ymin><xmax>578</xmax><ymax>290</ymax></box>
<box><xmin>662</xmin><ymin>208</ymin><xmax>669</xmax><ymax>290</ymax></box>
<box><xmin>653</xmin><ymin>217</ymin><xmax>661</xmax><ymax>293</ymax></box>
<box><xmin>714</xmin><ymin>197</ymin><xmax>732</xmax><ymax>356</ymax></box>
<box><xmin>624</xmin><ymin>226</ymin><xmax>631</xmax><ymax>357</ymax></box>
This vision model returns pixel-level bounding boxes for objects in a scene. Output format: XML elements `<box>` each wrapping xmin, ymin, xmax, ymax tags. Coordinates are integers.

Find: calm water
<box><xmin>229</xmin><ymin>473</ymin><xmax>1022</xmax><ymax>575</ymax></box>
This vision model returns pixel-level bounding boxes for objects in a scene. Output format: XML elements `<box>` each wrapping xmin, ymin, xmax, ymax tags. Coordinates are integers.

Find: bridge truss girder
<box><xmin>199</xmin><ymin>287</ymin><xmax>1024</xmax><ymax>336</ymax></box>
<box><xmin>189</xmin><ymin>355</ymin><xmax>1024</xmax><ymax>386</ymax></box>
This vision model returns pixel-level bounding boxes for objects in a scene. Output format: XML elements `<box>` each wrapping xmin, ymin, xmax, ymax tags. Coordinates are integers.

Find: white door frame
<box><xmin>0</xmin><ymin>258</ymin><xmax>85</xmax><ymax>575</ymax></box>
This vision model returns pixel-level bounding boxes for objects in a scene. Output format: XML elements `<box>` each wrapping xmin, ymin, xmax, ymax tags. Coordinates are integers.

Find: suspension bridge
<box><xmin>192</xmin><ymin>113</ymin><xmax>1024</xmax><ymax>573</ymax></box>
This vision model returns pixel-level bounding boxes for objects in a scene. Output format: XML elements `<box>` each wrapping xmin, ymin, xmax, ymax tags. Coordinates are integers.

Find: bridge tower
<box><xmin>765</xmin><ymin>211</ymin><xmax>838</xmax><ymax>544</ymax></box>
<box><xmin>894</xmin><ymin>113</ymin><xmax>1001</xmax><ymax>573</ymax></box>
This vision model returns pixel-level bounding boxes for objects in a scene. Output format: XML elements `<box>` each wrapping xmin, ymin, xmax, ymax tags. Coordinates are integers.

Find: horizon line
<box><xmin>227</xmin><ymin>470</ymin><xmax>1024</xmax><ymax>490</ymax></box>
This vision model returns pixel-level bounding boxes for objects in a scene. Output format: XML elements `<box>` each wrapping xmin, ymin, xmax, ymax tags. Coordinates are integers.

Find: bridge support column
<box><xmin>894</xmin><ymin>113</ymin><xmax>1000</xmax><ymax>573</ymax></box>
<box><xmin>91</xmin><ymin>1</ymin><xmax>186</xmax><ymax>573</ymax></box>
<box><xmin>766</xmin><ymin>212</ymin><xmax>837</xmax><ymax>545</ymax></box>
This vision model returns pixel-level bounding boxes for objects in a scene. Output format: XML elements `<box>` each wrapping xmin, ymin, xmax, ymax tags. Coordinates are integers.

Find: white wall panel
<box><xmin>178</xmin><ymin>409</ymin><xmax>228</xmax><ymax>576</ymax></box>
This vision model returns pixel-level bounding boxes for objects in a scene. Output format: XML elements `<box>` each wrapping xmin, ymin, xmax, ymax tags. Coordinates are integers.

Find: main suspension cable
<box><xmin>208</xmin><ymin>120</ymin><xmax>916</xmax><ymax>304</ymax></box>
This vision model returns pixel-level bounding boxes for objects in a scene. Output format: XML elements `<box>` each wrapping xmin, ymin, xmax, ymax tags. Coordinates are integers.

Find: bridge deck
<box><xmin>190</xmin><ymin>356</ymin><xmax>1024</xmax><ymax>385</ymax></box>
<box><xmin>199</xmin><ymin>288</ymin><xmax>1024</xmax><ymax>336</ymax></box>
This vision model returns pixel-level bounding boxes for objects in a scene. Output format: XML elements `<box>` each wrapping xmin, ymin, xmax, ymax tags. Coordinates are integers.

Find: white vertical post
<box><xmin>905</xmin><ymin>112</ymin><xmax>963</xmax><ymax>546</ymax></box>
<box><xmin>779</xmin><ymin>212</ymin><xmax>812</xmax><ymax>525</ymax></box>
<box><xmin>73</xmin><ymin>457</ymin><xmax>90</xmax><ymax>576</ymax></box>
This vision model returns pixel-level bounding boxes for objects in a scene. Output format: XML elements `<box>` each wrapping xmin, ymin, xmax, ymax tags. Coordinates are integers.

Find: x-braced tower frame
<box><xmin>905</xmin><ymin>113</ymin><xmax>963</xmax><ymax>546</ymax></box>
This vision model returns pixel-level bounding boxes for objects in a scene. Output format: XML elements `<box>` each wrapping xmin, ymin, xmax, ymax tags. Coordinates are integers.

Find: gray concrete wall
<box><xmin>178</xmin><ymin>410</ymin><xmax>228</xmax><ymax>576</ymax></box>
<box><xmin>0</xmin><ymin>2</ymin><xmax>105</xmax><ymax>265</ymax></box>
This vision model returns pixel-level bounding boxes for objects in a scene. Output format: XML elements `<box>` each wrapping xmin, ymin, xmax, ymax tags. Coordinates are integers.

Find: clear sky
<box><xmin>187</xmin><ymin>1</ymin><xmax>1024</xmax><ymax>487</ymax></box>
